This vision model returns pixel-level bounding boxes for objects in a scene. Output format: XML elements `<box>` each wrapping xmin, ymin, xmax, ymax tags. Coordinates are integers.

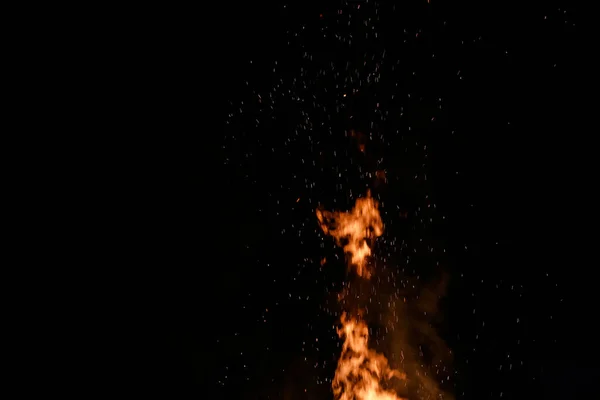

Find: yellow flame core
<box><xmin>316</xmin><ymin>191</ymin><xmax>383</xmax><ymax>278</ymax></box>
<box><xmin>333</xmin><ymin>313</ymin><xmax>407</xmax><ymax>400</ymax></box>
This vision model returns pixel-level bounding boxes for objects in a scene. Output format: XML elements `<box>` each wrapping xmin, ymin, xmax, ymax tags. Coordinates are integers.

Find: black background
<box><xmin>147</xmin><ymin>1</ymin><xmax>595</xmax><ymax>398</ymax></box>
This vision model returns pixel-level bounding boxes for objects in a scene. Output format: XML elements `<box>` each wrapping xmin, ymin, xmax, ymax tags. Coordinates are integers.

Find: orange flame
<box><xmin>316</xmin><ymin>191</ymin><xmax>383</xmax><ymax>278</ymax></box>
<box><xmin>318</xmin><ymin>192</ymin><xmax>451</xmax><ymax>400</ymax></box>
<box><xmin>318</xmin><ymin>192</ymin><xmax>408</xmax><ymax>399</ymax></box>
<box><xmin>333</xmin><ymin>313</ymin><xmax>407</xmax><ymax>400</ymax></box>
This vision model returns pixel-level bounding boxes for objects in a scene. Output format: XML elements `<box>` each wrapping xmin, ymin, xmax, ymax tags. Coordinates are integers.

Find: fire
<box><xmin>318</xmin><ymin>192</ymin><xmax>409</xmax><ymax>400</ymax></box>
<box><xmin>333</xmin><ymin>313</ymin><xmax>408</xmax><ymax>400</ymax></box>
<box><xmin>316</xmin><ymin>191</ymin><xmax>383</xmax><ymax>278</ymax></box>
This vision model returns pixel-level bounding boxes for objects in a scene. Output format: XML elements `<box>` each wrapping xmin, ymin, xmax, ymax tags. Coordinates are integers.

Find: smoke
<box><xmin>385</xmin><ymin>272</ymin><xmax>454</xmax><ymax>400</ymax></box>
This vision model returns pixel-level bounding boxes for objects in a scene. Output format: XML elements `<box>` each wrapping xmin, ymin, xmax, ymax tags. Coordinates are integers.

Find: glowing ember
<box><xmin>316</xmin><ymin>191</ymin><xmax>383</xmax><ymax>278</ymax></box>
<box><xmin>333</xmin><ymin>312</ymin><xmax>408</xmax><ymax>400</ymax></box>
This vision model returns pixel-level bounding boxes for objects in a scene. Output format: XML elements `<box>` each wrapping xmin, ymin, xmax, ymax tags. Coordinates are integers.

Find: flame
<box><xmin>316</xmin><ymin>191</ymin><xmax>383</xmax><ymax>278</ymax></box>
<box><xmin>333</xmin><ymin>312</ymin><xmax>407</xmax><ymax>400</ymax></box>
<box><xmin>317</xmin><ymin>192</ymin><xmax>451</xmax><ymax>400</ymax></box>
<box><xmin>319</xmin><ymin>192</ymin><xmax>408</xmax><ymax>400</ymax></box>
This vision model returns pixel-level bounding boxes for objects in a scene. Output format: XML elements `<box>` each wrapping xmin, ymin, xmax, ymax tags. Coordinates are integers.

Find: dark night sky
<box><xmin>151</xmin><ymin>1</ymin><xmax>595</xmax><ymax>399</ymax></box>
